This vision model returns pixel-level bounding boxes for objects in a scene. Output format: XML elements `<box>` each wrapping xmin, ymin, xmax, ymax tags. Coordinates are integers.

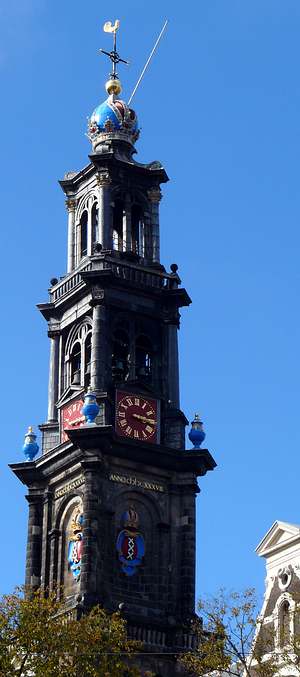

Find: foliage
<box><xmin>0</xmin><ymin>587</ymin><xmax>142</xmax><ymax>677</ymax></box>
<box><xmin>180</xmin><ymin>587</ymin><xmax>297</xmax><ymax>677</ymax></box>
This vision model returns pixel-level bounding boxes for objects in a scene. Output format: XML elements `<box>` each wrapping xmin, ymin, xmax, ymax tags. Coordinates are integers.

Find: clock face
<box><xmin>61</xmin><ymin>398</ymin><xmax>85</xmax><ymax>443</ymax></box>
<box><xmin>115</xmin><ymin>391</ymin><xmax>160</xmax><ymax>443</ymax></box>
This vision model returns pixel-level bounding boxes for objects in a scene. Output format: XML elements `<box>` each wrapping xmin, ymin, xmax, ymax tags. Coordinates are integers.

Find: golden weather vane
<box><xmin>100</xmin><ymin>19</ymin><xmax>129</xmax><ymax>81</ymax></box>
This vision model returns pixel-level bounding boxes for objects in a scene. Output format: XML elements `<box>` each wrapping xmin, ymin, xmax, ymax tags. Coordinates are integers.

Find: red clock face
<box><xmin>115</xmin><ymin>391</ymin><xmax>159</xmax><ymax>443</ymax></box>
<box><xmin>61</xmin><ymin>398</ymin><xmax>85</xmax><ymax>443</ymax></box>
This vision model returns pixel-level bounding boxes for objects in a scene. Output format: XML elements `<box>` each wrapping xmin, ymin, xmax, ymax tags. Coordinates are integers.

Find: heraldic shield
<box><xmin>68</xmin><ymin>508</ymin><xmax>83</xmax><ymax>582</ymax></box>
<box><xmin>116</xmin><ymin>507</ymin><xmax>145</xmax><ymax>576</ymax></box>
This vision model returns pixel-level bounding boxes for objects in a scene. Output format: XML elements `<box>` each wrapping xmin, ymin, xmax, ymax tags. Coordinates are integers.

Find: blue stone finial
<box><xmin>81</xmin><ymin>391</ymin><xmax>100</xmax><ymax>424</ymax></box>
<box><xmin>188</xmin><ymin>414</ymin><xmax>206</xmax><ymax>449</ymax></box>
<box><xmin>22</xmin><ymin>426</ymin><xmax>39</xmax><ymax>462</ymax></box>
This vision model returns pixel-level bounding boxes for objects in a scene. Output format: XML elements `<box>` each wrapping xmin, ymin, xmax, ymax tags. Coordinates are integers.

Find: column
<box><xmin>97</xmin><ymin>173</ymin><xmax>112</xmax><ymax>250</ymax></box>
<box><xmin>87</xmin><ymin>203</ymin><xmax>93</xmax><ymax>256</ymax></box>
<box><xmin>25</xmin><ymin>495</ymin><xmax>43</xmax><ymax>590</ymax></box>
<box><xmin>165</xmin><ymin>315</ymin><xmax>180</xmax><ymax>409</ymax></box>
<box><xmin>143</xmin><ymin>211</ymin><xmax>151</xmax><ymax>260</ymax></box>
<box><xmin>90</xmin><ymin>290</ymin><xmax>107</xmax><ymax>392</ymax></box>
<box><xmin>66</xmin><ymin>198</ymin><xmax>76</xmax><ymax>273</ymax></box>
<box><xmin>148</xmin><ymin>187</ymin><xmax>162</xmax><ymax>263</ymax></box>
<box><xmin>123</xmin><ymin>193</ymin><xmax>132</xmax><ymax>252</ymax></box>
<box><xmin>47</xmin><ymin>330</ymin><xmax>60</xmax><ymax>422</ymax></box>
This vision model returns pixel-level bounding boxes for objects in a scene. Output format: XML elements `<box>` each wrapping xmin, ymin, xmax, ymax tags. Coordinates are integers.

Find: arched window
<box><xmin>65</xmin><ymin>321</ymin><xmax>92</xmax><ymax>390</ymax></box>
<box><xmin>92</xmin><ymin>202</ymin><xmax>98</xmax><ymax>245</ymax></box>
<box><xmin>112</xmin><ymin>328</ymin><xmax>129</xmax><ymax>382</ymax></box>
<box><xmin>131</xmin><ymin>204</ymin><xmax>142</xmax><ymax>255</ymax></box>
<box><xmin>113</xmin><ymin>199</ymin><xmax>124</xmax><ymax>251</ymax></box>
<box><xmin>84</xmin><ymin>333</ymin><xmax>91</xmax><ymax>388</ymax></box>
<box><xmin>279</xmin><ymin>600</ymin><xmax>290</xmax><ymax>647</ymax></box>
<box><xmin>70</xmin><ymin>342</ymin><xmax>81</xmax><ymax>385</ymax></box>
<box><xmin>135</xmin><ymin>335</ymin><xmax>152</xmax><ymax>382</ymax></box>
<box><xmin>80</xmin><ymin>211</ymin><xmax>88</xmax><ymax>258</ymax></box>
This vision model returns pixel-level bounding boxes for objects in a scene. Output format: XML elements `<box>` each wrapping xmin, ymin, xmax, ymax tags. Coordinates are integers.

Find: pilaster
<box><xmin>148</xmin><ymin>187</ymin><xmax>162</xmax><ymax>263</ymax></box>
<box><xmin>80</xmin><ymin>458</ymin><xmax>103</xmax><ymax>608</ymax></box>
<box><xmin>40</xmin><ymin>490</ymin><xmax>53</xmax><ymax>591</ymax></box>
<box><xmin>47</xmin><ymin>330</ymin><xmax>60</xmax><ymax>422</ymax></box>
<box><xmin>25</xmin><ymin>494</ymin><xmax>43</xmax><ymax>590</ymax></box>
<box><xmin>97</xmin><ymin>173</ymin><xmax>112</xmax><ymax>249</ymax></box>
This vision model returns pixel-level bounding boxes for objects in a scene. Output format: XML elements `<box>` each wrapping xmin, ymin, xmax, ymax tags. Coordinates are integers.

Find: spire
<box><xmin>87</xmin><ymin>20</ymin><xmax>139</xmax><ymax>151</ymax></box>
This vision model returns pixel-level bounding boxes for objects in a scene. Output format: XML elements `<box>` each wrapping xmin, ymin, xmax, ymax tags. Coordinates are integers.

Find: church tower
<box><xmin>10</xmin><ymin>23</ymin><xmax>216</xmax><ymax>677</ymax></box>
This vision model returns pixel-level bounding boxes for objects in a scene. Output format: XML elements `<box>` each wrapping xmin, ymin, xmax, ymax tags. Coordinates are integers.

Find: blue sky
<box><xmin>2</xmin><ymin>0</ymin><xmax>300</xmax><ymax>606</ymax></box>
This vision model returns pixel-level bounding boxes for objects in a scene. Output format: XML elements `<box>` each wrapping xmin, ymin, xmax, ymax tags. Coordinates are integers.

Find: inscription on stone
<box><xmin>54</xmin><ymin>476</ymin><xmax>84</xmax><ymax>499</ymax></box>
<box><xmin>109</xmin><ymin>473</ymin><xmax>164</xmax><ymax>493</ymax></box>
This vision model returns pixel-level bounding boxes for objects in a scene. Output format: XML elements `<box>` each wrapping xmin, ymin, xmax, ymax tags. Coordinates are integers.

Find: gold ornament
<box><xmin>105</xmin><ymin>77</ymin><xmax>122</xmax><ymax>96</ymax></box>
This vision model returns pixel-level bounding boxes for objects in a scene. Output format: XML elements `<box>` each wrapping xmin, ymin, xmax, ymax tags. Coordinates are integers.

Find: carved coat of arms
<box><xmin>116</xmin><ymin>507</ymin><xmax>145</xmax><ymax>576</ymax></box>
<box><xmin>68</xmin><ymin>508</ymin><xmax>83</xmax><ymax>582</ymax></box>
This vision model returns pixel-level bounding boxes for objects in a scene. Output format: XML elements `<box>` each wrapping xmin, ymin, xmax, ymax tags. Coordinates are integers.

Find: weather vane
<box><xmin>100</xmin><ymin>20</ymin><xmax>129</xmax><ymax>80</ymax></box>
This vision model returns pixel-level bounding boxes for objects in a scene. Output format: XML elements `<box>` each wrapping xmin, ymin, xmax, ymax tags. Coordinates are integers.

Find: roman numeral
<box><xmin>145</xmin><ymin>425</ymin><xmax>153</xmax><ymax>434</ymax></box>
<box><xmin>141</xmin><ymin>402</ymin><xmax>147</xmax><ymax>410</ymax></box>
<box><xmin>120</xmin><ymin>403</ymin><xmax>128</xmax><ymax>410</ymax></box>
<box><xmin>142</xmin><ymin>431</ymin><xmax>147</xmax><ymax>438</ymax></box>
<box><xmin>126</xmin><ymin>398</ymin><xmax>133</xmax><ymax>406</ymax></box>
<box><xmin>147</xmin><ymin>410</ymin><xmax>154</xmax><ymax>416</ymax></box>
<box><xmin>134</xmin><ymin>398</ymin><xmax>140</xmax><ymax>406</ymax></box>
<box><xmin>120</xmin><ymin>419</ymin><xmax>127</xmax><ymax>427</ymax></box>
<box><xmin>134</xmin><ymin>430</ymin><xmax>140</xmax><ymax>439</ymax></box>
<box><xmin>118</xmin><ymin>411</ymin><xmax>126</xmax><ymax>418</ymax></box>
<box><xmin>126</xmin><ymin>426</ymin><xmax>132</xmax><ymax>435</ymax></box>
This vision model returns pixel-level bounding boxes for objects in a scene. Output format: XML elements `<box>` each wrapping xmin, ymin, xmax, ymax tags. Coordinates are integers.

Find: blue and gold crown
<box><xmin>88</xmin><ymin>77</ymin><xmax>139</xmax><ymax>150</ymax></box>
<box><xmin>121</xmin><ymin>506</ymin><xmax>139</xmax><ymax>529</ymax></box>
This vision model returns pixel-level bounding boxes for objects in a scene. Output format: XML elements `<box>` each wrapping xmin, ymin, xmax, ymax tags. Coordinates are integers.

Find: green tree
<box><xmin>0</xmin><ymin>587</ymin><xmax>142</xmax><ymax>677</ymax></box>
<box><xmin>180</xmin><ymin>588</ymin><xmax>298</xmax><ymax>677</ymax></box>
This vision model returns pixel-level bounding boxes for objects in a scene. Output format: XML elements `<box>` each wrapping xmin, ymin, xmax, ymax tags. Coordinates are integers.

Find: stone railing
<box><xmin>49</xmin><ymin>256</ymin><xmax>179</xmax><ymax>304</ymax></box>
<box><xmin>50</xmin><ymin>262</ymin><xmax>92</xmax><ymax>303</ymax></box>
<box><xmin>105</xmin><ymin>259</ymin><xmax>177</xmax><ymax>290</ymax></box>
<box><xmin>127</xmin><ymin>623</ymin><xmax>197</xmax><ymax>651</ymax></box>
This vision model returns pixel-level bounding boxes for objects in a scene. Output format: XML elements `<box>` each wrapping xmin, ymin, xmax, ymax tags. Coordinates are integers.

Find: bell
<box><xmin>72</xmin><ymin>371</ymin><xmax>80</xmax><ymax>385</ymax></box>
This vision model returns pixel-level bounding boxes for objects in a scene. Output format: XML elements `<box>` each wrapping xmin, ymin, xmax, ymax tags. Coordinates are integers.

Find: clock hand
<box><xmin>132</xmin><ymin>413</ymin><xmax>156</xmax><ymax>425</ymax></box>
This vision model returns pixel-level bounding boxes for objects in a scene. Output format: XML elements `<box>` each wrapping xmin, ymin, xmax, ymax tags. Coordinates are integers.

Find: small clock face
<box><xmin>115</xmin><ymin>391</ymin><xmax>159</xmax><ymax>443</ymax></box>
<box><xmin>61</xmin><ymin>398</ymin><xmax>85</xmax><ymax>443</ymax></box>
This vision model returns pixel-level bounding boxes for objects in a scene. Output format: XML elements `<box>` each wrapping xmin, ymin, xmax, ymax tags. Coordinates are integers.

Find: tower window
<box><xmin>80</xmin><ymin>211</ymin><xmax>88</xmax><ymax>258</ymax></box>
<box><xmin>112</xmin><ymin>329</ymin><xmax>129</xmax><ymax>382</ymax></box>
<box><xmin>92</xmin><ymin>202</ymin><xmax>98</xmax><ymax>245</ymax></box>
<box><xmin>84</xmin><ymin>333</ymin><xmax>92</xmax><ymax>388</ymax></box>
<box><xmin>113</xmin><ymin>199</ymin><xmax>124</xmax><ymax>251</ymax></box>
<box><xmin>135</xmin><ymin>335</ymin><xmax>152</xmax><ymax>382</ymax></box>
<box><xmin>65</xmin><ymin>322</ymin><xmax>92</xmax><ymax>390</ymax></box>
<box><xmin>279</xmin><ymin>601</ymin><xmax>290</xmax><ymax>647</ymax></box>
<box><xmin>70</xmin><ymin>342</ymin><xmax>81</xmax><ymax>385</ymax></box>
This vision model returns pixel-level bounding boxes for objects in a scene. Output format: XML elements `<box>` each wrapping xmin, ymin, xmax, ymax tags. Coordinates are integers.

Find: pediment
<box><xmin>56</xmin><ymin>386</ymin><xmax>84</xmax><ymax>409</ymax></box>
<box><xmin>256</xmin><ymin>520</ymin><xmax>300</xmax><ymax>558</ymax></box>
